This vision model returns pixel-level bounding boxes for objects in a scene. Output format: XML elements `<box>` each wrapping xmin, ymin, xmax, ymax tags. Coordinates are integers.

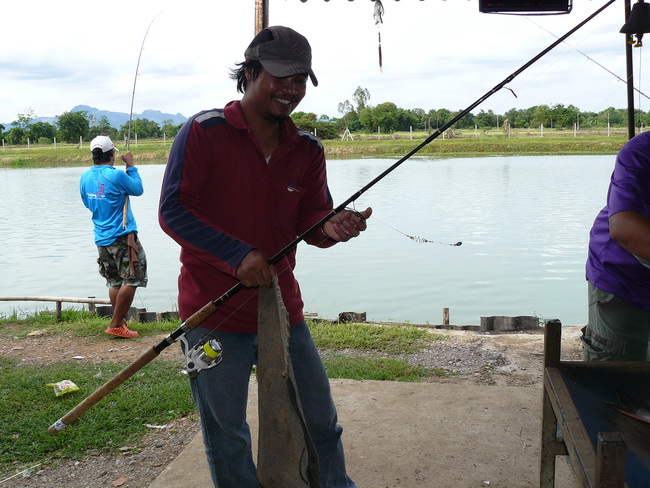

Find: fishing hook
<box><xmin>369</xmin><ymin>214</ymin><xmax>461</xmax><ymax>247</ymax></box>
<box><xmin>47</xmin><ymin>0</ymin><xmax>616</xmax><ymax>434</ymax></box>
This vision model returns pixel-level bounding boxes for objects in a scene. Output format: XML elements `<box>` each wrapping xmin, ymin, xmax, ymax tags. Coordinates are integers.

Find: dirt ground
<box><xmin>0</xmin><ymin>324</ymin><xmax>585</xmax><ymax>488</ymax></box>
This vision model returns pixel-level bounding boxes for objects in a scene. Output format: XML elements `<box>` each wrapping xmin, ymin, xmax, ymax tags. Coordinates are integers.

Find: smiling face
<box><xmin>242</xmin><ymin>66</ymin><xmax>308</xmax><ymax>123</ymax></box>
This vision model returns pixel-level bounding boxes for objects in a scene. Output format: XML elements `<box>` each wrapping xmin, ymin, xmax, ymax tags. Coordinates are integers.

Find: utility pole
<box><xmin>624</xmin><ymin>0</ymin><xmax>635</xmax><ymax>140</ymax></box>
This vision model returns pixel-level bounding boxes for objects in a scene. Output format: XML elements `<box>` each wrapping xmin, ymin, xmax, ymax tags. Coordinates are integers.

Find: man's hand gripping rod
<box><xmin>48</xmin><ymin>0</ymin><xmax>615</xmax><ymax>434</ymax></box>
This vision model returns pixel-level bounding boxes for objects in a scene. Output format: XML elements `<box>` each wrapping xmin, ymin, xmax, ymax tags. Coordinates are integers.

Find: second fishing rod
<box><xmin>48</xmin><ymin>0</ymin><xmax>616</xmax><ymax>434</ymax></box>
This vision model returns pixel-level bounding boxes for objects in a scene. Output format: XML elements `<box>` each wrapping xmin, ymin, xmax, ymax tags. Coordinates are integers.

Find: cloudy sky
<box><xmin>0</xmin><ymin>0</ymin><xmax>641</xmax><ymax>125</ymax></box>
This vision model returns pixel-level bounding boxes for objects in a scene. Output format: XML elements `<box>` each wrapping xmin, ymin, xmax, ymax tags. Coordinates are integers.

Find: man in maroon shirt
<box><xmin>159</xmin><ymin>26</ymin><xmax>370</xmax><ymax>487</ymax></box>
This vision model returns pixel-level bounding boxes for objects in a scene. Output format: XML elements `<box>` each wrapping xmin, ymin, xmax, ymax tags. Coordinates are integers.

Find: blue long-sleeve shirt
<box><xmin>80</xmin><ymin>165</ymin><xmax>143</xmax><ymax>246</ymax></box>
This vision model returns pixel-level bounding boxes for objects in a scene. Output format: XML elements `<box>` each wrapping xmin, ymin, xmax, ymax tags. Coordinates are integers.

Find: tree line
<box><xmin>293</xmin><ymin>87</ymin><xmax>649</xmax><ymax>137</ymax></box>
<box><xmin>0</xmin><ymin>109</ymin><xmax>184</xmax><ymax>146</ymax></box>
<box><xmin>2</xmin><ymin>87</ymin><xmax>647</xmax><ymax>145</ymax></box>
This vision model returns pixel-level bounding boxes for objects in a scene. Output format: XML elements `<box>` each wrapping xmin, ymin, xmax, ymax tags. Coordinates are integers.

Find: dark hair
<box><xmin>229</xmin><ymin>59</ymin><xmax>263</xmax><ymax>94</ymax></box>
<box><xmin>92</xmin><ymin>148</ymin><xmax>114</xmax><ymax>164</ymax></box>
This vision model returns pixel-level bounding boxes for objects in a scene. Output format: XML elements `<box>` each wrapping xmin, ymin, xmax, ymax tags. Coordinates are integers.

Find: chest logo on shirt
<box><xmin>287</xmin><ymin>184</ymin><xmax>300</xmax><ymax>193</ymax></box>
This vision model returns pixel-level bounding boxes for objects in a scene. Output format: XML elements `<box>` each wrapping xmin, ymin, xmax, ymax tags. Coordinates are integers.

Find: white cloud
<box><xmin>0</xmin><ymin>0</ymin><xmax>641</xmax><ymax>125</ymax></box>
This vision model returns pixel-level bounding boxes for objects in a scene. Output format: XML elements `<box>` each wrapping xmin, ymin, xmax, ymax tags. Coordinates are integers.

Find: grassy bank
<box><xmin>0</xmin><ymin>131</ymin><xmax>627</xmax><ymax>168</ymax></box>
<box><xmin>0</xmin><ymin>311</ymin><xmax>446</xmax><ymax>478</ymax></box>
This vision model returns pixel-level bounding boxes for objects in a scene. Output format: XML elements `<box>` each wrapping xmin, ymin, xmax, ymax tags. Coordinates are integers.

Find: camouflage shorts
<box><xmin>97</xmin><ymin>233</ymin><xmax>148</xmax><ymax>288</ymax></box>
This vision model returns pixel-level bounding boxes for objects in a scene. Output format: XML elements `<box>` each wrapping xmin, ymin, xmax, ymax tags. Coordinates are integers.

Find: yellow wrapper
<box><xmin>46</xmin><ymin>380</ymin><xmax>79</xmax><ymax>397</ymax></box>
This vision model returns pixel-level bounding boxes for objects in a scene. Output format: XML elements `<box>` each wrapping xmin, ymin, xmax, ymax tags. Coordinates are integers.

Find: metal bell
<box><xmin>621</xmin><ymin>0</ymin><xmax>650</xmax><ymax>47</ymax></box>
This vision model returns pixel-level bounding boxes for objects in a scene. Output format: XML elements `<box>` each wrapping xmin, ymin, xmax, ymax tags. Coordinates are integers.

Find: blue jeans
<box><xmin>184</xmin><ymin>321</ymin><xmax>357</xmax><ymax>488</ymax></box>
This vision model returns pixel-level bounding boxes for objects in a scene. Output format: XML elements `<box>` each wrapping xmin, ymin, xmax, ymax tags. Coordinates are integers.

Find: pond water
<box><xmin>0</xmin><ymin>154</ymin><xmax>615</xmax><ymax>325</ymax></box>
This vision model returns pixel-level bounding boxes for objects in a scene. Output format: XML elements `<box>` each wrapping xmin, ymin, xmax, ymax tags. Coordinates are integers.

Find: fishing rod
<box><xmin>122</xmin><ymin>13</ymin><xmax>161</xmax><ymax>229</ymax></box>
<box><xmin>48</xmin><ymin>0</ymin><xmax>616</xmax><ymax>435</ymax></box>
<box><xmin>126</xmin><ymin>12</ymin><xmax>161</xmax><ymax>151</ymax></box>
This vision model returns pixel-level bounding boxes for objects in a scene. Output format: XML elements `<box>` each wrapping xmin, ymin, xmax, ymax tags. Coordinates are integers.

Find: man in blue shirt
<box><xmin>80</xmin><ymin>135</ymin><xmax>147</xmax><ymax>338</ymax></box>
<box><xmin>584</xmin><ymin>131</ymin><xmax>650</xmax><ymax>360</ymax></box>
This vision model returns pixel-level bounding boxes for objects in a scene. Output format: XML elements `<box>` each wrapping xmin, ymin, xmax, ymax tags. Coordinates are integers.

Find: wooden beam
<box><xmin>0</xmin><ymin>296</ymin><xmax>111</xmax><ymax>305</ymax></box>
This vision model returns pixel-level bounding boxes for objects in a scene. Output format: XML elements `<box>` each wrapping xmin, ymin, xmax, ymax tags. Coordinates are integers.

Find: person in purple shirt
<box><xmin>583</xmin><ymin>130</ymin><xmax>650</xmax><ymax>361</ymax></box>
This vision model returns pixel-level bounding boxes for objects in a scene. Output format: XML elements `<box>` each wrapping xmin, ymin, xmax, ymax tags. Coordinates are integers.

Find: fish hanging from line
<box><xmin>256</xmin><ymin>278</ymin><xmax>320</xmax><ymax>487</ymax></box>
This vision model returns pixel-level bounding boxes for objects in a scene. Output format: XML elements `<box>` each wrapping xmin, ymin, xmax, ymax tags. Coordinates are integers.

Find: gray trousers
<box><xmin>582</xmin><ymin>282</ymin><xmax>650</xmax><ymax>361</ymax></box>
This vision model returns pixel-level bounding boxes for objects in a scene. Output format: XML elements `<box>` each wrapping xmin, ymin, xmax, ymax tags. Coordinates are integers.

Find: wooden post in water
<box><xmin>442</xmin><ymin>308</ymin><xmax>449</xmax><ymax>326</ymax></box>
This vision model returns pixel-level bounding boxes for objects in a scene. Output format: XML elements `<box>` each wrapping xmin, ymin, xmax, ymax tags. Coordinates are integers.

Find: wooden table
<box><xmin>540</xmin><ymin>320</ymin><xmax>650</xmax><ymax>488</ymax></box>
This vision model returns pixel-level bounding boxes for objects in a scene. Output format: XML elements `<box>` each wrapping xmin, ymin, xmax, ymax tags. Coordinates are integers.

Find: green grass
<box><xmin>322</xmin><ymin>355</ymin><xmax>443</xmax><ymax>382</ymax></box>
<box><xmin>0</xmin><ymin>308</ymin><xmax>182</xmax><ymax>338</ymax></box>
<box><xmin>0</xmin><ymin>140</ymin><xmax>171</xmax><ymax>168</ymax></box>
<box><xmin>309</xmin><ymin>320</ymin><xmax>445</xmax><ymax>354</ymax></box>
<box><xmin>308</xmin><ymin>320</ymin><xmax>449</xmax><ymax>381</ymax></box>
<box><xmin>0</xmin><ymin>131</ymin><xmax>626</xmax><ymax>168</ymax></box>
<box><xmin>323</xmin><ymin>134</ymin><xmax>627</xmax><ymax>158</ymax></box>
<box><xmin>0</xmin><ymin>356</ymin><xmax>193</xmax><ymax>478</ymax></box>
<box><xmin>0</xmin><ymin>312</ymin><xmax>447</xmax><ymax>478</ymax></box>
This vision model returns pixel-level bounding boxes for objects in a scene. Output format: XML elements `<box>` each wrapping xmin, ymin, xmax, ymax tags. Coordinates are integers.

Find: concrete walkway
<box><xmin>149</xmin><ymin>378</ymin><xmax>580</xmax><ymax>488</ymax></box>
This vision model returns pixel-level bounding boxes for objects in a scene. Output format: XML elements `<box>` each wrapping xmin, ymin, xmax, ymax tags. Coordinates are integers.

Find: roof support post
<box><xmin>255</xmin><ymin>0</ymin><xmax>269</xmax><ymax>34</ymax></box>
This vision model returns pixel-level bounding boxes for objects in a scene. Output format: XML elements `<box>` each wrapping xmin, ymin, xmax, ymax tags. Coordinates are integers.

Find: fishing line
<box><xmin>371</xmin><ymin>215</ymin><xmax>462</xmax><ymax>247</ymax></box>
<box><xmin>526</xmin><ymin>16</ymin><xmax>650</xmax><ymax>103</ymax></box>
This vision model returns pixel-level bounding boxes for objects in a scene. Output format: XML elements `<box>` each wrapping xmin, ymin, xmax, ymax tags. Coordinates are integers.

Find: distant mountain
<box><xmin>72</xmin><ymin>105</ymin><xmax>187</xmax><ymax>128</ymax></box>
<box><xmin>1</xmin><ymin>105</ymin><xmax>187</xmax><ymax>129</ymax></box>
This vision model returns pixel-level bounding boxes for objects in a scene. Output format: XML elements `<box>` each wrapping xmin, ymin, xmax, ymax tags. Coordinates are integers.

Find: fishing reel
<box><xmin>180</xmin><ymin>335</ymin><xmax>223</xmax><ymax>378</ymax></box>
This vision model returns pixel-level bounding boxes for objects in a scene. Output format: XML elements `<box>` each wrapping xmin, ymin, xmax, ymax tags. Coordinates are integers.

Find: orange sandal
<box><xmin>105</xmin><ymin>325</ymin><xmax>139</xmax><ymax>339</ymax></box>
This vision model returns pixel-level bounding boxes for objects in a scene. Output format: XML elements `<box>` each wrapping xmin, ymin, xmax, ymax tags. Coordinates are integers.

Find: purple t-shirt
<box><xmin>586</xmin><ymin>131</ymin><xmax>650</xmax><ymax>310</ymax></box>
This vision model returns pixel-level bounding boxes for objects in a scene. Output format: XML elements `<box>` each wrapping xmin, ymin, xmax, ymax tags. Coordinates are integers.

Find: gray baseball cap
<box><xmin>244</xmin><ymin>26</ymin><xmax>318</xmax><ymax>86</ymax></box>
